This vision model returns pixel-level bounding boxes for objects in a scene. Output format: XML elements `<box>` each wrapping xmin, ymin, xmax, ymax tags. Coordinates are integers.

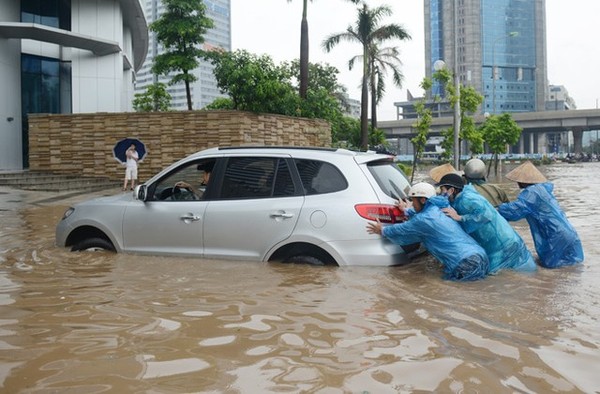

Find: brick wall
<box><xmin>28</xmin><ymin>110</ymin><xmax>331</xmax><ymax>181</ymax></box>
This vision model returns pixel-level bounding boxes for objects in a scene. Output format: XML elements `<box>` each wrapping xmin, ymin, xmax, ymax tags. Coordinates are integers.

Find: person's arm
<box><xmin>175</xmin><ymin>181</ymin><xmax>199</xmax><ymax>196</ymax></box>
<box><xmin>370</xmin><ymin>216</ymin><xmax>423</xmax><ymax>246</ymax></box>
<box><xmin>381</xmin><ymin>220</ymin><xmax>422</xmax><ymax>245</ymax></box>
<box><xmin>395</xmin><ymin>198</ymin><xmax>415</xmax><ymax>218</ymax></box>
<box><xmin>445</xmin><ymin>200</ymin><xmax>492</xmax><ymax>234</ymax></box>
<box><xmin>497</xmin><ymin>196</ymin><xmax>531</xmax><ymax>221</ymax></box>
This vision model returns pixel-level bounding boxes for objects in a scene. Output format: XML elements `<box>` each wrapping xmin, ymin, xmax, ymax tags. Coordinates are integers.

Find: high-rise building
<box><xmin>398</xmin><ymin>0</ymin><xmax>548</xmax><ymax>118</ymax></box>
<box><xmin>136</xmin><ymin>0</ymin><xmax>231</xmax><ymax>110</ymax></box>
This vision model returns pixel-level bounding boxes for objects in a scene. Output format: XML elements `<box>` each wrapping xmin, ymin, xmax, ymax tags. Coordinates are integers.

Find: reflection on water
<box><xmin>0</xmin><ymin>163</ymin><xmax>599</xmax><ymax>393</ymax></box>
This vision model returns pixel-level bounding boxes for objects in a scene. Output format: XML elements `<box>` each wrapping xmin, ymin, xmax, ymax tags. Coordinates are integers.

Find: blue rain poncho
<box><xmin>382</xmin><ymin>196</ymin><xmax>490</xmax><ymax>281</ymax></box>
<box><xmin>448</xmin><ymin>185</ymin><xmax>536</xmax><ymax>273</ymax></box>
<box><xmin>497</xmin><ymin>183</ymin><xmax>584</xmax><ymax>268</ymax></box>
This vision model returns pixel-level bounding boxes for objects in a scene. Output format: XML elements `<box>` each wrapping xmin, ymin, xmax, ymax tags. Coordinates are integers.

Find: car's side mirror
<box><xmin>134</xmin><ymin>185</ymin><xmax>147</xmax><ymax>201</ymax></box>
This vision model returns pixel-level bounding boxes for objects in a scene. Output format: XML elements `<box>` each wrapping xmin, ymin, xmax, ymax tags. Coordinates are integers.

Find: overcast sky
<box><xmin>229</xmin><ymin>0</ymin><xmax>600</xmax><ymax>121</ymax></box>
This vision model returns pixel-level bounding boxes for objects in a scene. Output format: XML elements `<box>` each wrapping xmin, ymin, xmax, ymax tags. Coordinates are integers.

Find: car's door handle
<box><xmin>180</xmin><ymin>214</ymin><xmax>201</xmax><ymax>222</ymax></box>
<box><xmin>270</xmin><ymin>211</ymin><xmax>294</xmax><ymax>219</ymax></box>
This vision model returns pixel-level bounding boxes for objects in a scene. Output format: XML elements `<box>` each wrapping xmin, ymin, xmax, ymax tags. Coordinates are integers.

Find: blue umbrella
<box><xmin>113</xmin><ymin>138</ymin><xmax>147</xmax><ymax>164</ymax></box>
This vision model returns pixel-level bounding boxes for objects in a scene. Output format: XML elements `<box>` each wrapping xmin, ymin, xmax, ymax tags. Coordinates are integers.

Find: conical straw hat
<box><xmin>505</xmin><ymin>161</ymin><xmax>547</xmax><ymax>184</ymax></box>
<box><xmin>429</xmin><ymin>163</ymin><xmax>457</xmax><ymax>183</ymax></box>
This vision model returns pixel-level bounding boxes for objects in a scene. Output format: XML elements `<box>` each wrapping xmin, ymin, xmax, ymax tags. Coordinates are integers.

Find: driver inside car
<box><xmin>173</xmin><ymin>160</ymin><xmax>214</xmax><ymax>199</ymax></box>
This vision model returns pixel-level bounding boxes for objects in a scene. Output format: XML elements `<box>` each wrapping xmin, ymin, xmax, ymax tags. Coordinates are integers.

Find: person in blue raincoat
<box><xmin>497</xmin><ymin>161</ymin><xmax>584</xmax><ymax>268</ymax></box>
<box><xmin>436</xmin><ymin>173</ymin><xmax>536</xmax><ymax>274</ymax></box>
<box><xmin>366</xmin><ymin>182</ymin><xmax>490</xmax><ymax>281</ymax></box>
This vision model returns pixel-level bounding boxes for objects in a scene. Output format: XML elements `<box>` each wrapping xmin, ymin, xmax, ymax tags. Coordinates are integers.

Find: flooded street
<box><xmin>1</xmin><ymin>162</ymin><xmax>599</xmax><ymax>393</ymax></box>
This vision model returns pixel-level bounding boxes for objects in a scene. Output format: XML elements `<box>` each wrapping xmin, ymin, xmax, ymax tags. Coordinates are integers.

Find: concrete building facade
<box><xmin>0</xmin><ymin>0</ymin><xmax>148</xmax><ymax>171</ymax></box>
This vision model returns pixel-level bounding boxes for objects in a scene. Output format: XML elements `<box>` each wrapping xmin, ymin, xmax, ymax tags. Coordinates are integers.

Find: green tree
<box><xmin>149</xmin><ymin>0</ymin><xmax>214</xmax><ymax>110</ymax></box>
<box><xmin>432</xmin><ymin>68</ymin><xmax>484</xmax><ymax>161</ymax></box>
<box><xmin>323</xmin><ymin>3</ymin><xmax>410</xmax><ymax>151</ymax></box>
<box><xmin>286</xmin><ymin>60</ymin><xmax>352</xmax><ymax>135</ymax></box>
<box><xmin>368</xmin><ymin>45</ymin><xmax>406</xmax><ymax>129</ymax></box>
<box><xmin>286</xmin><ymin>0</ymin><xmax>359</xmax><ymax>99</ymax></box>
<box><xmin>287</xmin><ymin>60</ymin><xmax>347</xmax><ymax>103</ymax></box>
<box><xmin>331</xmin><ymin>116</ymin><xmax>361</xmax><ymax>147</ymax></box>
<box><xmin>331</xmin><ymin>116</ymin><xmax>387</xmax><ymax>150</ymax></box>
<box><xmin>208</xmin><ymin>50</ymin><xmax>299</xmax><ymax>115</ymax></box>
<box><xmin>347</xmin><ymin>44</ymin><xmax>408</xmax><ymax>130</ymax></box>
<box><xmin>132</xmin><ymin>82</ymin><xmax>172</xmax><ymax>112</ymax></box>
<box><xmin>203</xmin><ymin>97</ymin><xmax>235</xmax><ymax>110</ymax></box>
<box><xmin>208</xmin><ymin>50</ymin><xmax>369</xmax><ymax>147</ymax></box>
<box><xmin>480</xmin><ymin>113</ymin><xmax>522</xmax><ymax>175</ymax></box>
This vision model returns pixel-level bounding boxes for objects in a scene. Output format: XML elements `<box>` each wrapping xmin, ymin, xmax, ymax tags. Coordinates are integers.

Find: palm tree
<box><xmin>350</xmin><ymin>44</ymin><xmax>405</xmax><ymax>130</ymax></box>
<box><xmin>322</xmin><ymin>3</ymin><xmax>410</xmax><ymax>150</ymax></box>
<box><xmin>287</xmin><ymin>0</ymin><xmax>359</xmax><ymax>99</ymax></box>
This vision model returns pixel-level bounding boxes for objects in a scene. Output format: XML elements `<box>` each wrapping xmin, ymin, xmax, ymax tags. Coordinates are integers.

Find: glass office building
<box><xmin>424</xmin><ymin>0</ymin><xmax>547</xmax><ymax>115</ymax></box>
<box><xmin>136</xmin><ymin>0</ymin><xmax>231</xmax><ymax>110</ymax></box>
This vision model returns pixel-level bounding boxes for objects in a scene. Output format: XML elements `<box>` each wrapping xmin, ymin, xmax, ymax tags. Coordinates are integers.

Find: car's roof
<box><xmin>186</xmin><ymin>146</ymin><xmax>393</xmax><ymax>164</ymax></box>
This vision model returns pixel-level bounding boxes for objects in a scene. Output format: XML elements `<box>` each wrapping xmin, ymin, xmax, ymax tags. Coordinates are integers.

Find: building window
<box><xmin>21</xmin><ymin>54</ymin><xmax>71</xmax><ymax>115</ymax></box>
<box><xmin>21</xmin><ymin>54</ymin><xmax>72</xmax><ymax>167</ymax></box>
<box><xmin>21</xmin><ymin>0</ymin><xmax>71</xmax><ymax>31</ymax></box>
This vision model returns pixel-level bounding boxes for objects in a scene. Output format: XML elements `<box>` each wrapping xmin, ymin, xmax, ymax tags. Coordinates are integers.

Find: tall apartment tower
<box><xmin>424</xmin><ymin>0</ymin><xmax>548</xmax><ymax>115</ymax></box>
<box><xmin>136</xmin><ymin>0</ymin><xmax>231</xmax><ymax>110</ymax></box>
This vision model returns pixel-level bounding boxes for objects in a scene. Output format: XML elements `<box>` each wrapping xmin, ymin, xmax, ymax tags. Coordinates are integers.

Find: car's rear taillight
<box><xmin>355</xmin><ymin>204</ymin><xmax>406</xmax><ymax>223</ymax></box>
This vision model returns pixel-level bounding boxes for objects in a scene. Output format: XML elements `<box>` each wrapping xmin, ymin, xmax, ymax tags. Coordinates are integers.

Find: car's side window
<box><xmin>220</xmin><ymin>157</ymin><xmax>293</xmax><ymax>199</ymax></box>
<box><xmin>294</xmin><ymin>159</ymin><xmax>348</xmax><ymax>195</ymax></box>
<box><xmin>272</xmin><ymin>159</ymin><xmax>296</xmax><ymax>197</ymax></box>
<box><xmin>150</xmin><ymin>160</ymin><xmax>211</xmax><ymax>201</ymax></box>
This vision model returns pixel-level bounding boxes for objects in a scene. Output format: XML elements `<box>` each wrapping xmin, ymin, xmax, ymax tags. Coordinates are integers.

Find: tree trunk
<box><xmin>410</xmin><ymin>146</ymin><xmax>418</xmax><ymax>184</ymax></box>
<box><xmin>360</xmin><ymin>48</ymin><xmax>369</xmax><ymax>151</ymax></box>
<box><xmin>185</xmin><ymin>74</ymin><xmax>193</xmax><ymax>110</ymax></box>
<box><xmin>370</xmin><ymin>67</ymin><xmax>377</xmax><ymax>130</ymax></box>
<box><xmin>299</xmin><ymin>0</ymin><xmax>309</xmax><ymax>99</ymax></box>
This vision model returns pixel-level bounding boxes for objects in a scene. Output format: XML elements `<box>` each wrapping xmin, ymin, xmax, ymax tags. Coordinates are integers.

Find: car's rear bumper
<box><xmin>324</xmin><ymin>238</ymin><xmax>410</xmax><ymax>266</ymax></box>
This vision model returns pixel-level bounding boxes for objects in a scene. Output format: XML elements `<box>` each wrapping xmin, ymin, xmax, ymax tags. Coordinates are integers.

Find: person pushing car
<box><xmin>366</xmin><ymin>182</ymin><xmax>490</xmax><ymax>281</ymax></box>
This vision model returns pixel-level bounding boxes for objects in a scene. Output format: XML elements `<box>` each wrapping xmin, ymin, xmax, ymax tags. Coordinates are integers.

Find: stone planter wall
<box><xmin>28</xmin><ymin>110</ymin><xmax>331</xmax><ymax>182</ymax></box>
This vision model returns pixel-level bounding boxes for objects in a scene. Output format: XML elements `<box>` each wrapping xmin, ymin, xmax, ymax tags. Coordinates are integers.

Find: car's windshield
<box><xmin>367</xmin><ymin>161</ymin><xmax>411</xmax><ymax>200</ymax></box>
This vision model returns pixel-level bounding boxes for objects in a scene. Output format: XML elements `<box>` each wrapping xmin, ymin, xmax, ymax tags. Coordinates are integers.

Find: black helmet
<box><xmin>437</xmin><ymin>173</ymin><xmax>464</xmax><ymax>190</ymax></box>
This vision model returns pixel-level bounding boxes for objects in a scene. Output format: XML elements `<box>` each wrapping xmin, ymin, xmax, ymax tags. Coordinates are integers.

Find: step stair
<box><xmin>0</xmin><ymin>171</ymin><xmax>118</xmax><ymax>193</ymax></box>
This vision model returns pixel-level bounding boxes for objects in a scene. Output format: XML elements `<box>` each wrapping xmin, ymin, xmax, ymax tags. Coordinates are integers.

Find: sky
<box><xmin>229</xmin><ymin>0</ymin><xmax>600</xmax><ymax>121</ymax></box>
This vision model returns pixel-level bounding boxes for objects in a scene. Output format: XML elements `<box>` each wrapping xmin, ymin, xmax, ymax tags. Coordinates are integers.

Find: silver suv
<box><xmin>56</xmin><ymin>146</ymin><xmax>415</xmax><ymax>266</ymax></box>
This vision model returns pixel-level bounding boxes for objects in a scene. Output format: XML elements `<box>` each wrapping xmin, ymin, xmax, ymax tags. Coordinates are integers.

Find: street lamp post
<box><xmin>491</xmin><ymin>31</ymin><xmax>519</xmax><ymax>114</ymax></box>
<box><xmin>452</xmin><ymin>1</ymin><xmax>460</xmax><ymax>169</ymax></box>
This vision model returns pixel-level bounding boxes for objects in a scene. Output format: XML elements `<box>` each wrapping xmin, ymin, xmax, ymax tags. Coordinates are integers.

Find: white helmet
<box><xmin>408</xmin><ymin>182</ymin><xmax>436</xmax><ymax>199</ymax></box>
<box><xmin>464</xmin><ymin>158</ymin><xmax>486</xmax><ymax>180</ymax></box>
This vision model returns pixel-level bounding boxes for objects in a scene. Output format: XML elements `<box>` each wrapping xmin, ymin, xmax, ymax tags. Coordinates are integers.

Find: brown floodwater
<box><xmin>0</xmin><ymin>162</ymin><xmax>599</xmax><ymax>393</ymax></box>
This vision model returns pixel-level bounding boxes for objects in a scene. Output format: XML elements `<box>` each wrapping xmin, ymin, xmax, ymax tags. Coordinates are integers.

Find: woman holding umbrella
<box><xmin>123</xmin><ymin>144</ymin><xmax>139</xmax><ymax>191</ymax></box>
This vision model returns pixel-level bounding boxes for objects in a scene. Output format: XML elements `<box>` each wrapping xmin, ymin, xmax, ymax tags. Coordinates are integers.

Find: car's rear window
<box><xmin>294</xmin><ymin>159</ymin><xmax>348</xmax><ymax>195</ymax></box>
<box><xmin>367</xmin><ymin>161</ymin><xmax>411</xmax><ymax>200</ymax></box>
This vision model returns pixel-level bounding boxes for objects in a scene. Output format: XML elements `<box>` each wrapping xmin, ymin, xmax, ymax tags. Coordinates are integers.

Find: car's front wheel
<box><xmin>71</xmin><ymin>237</ymin><xmax>116</xmax><ymax>252</ymax></box>
<box><xmin>283</xmin><ymin>254</ymin><xmax>326</xmax><ymax>266</ymax></box>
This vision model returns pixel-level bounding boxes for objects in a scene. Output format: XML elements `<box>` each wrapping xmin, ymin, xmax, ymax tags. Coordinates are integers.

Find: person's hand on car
<box><xmin>366</xmin><ymin>219</ymin><xmax>383</xmax><ymax>235</ymax></box>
